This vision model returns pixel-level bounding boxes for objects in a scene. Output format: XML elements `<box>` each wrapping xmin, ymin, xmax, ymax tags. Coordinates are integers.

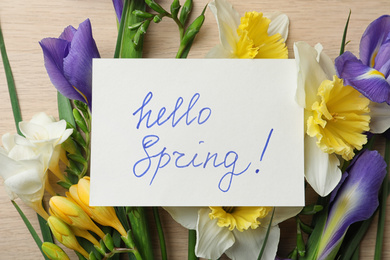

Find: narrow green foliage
<box><xmin>0</xmin><ymin>24</ymin><xmax>22</xmax><ymax>135</ymax></box>
<box><xmin>58</xmin><ymin>92</ymin><xmax>76</xmax><ymax>126</ymax></box>
<box><xmin>288</xmin><ymin>248</ymin><xmax>298</xmax><ymax>260</ymax></box>
<box><xmin>296</xmin><ymin>217</ymin><xmax>306</xmax><ymax>257</ymax></box>
<box><xmin>374</xmin><ymin>138</ymin><xmax>390</xmax><ymax>259</ymax></box>
<box><xmin>12</xmin><ymin>201</ymin><xmax>50</xmax><ymax>260</ymax></box>
<box><xmin>179</xmin><ymin>0</ymin><xmax>193</xmax><ymax>25</ymax></box>
<box><xmin>188</xmin><ymin>229</ymin><xmax>198</xmax><ymax>260</ymax></box>
<box><xmin>153</xmin><ymin>207</ymin><xmax>167</xmax><ymax>260</ymax></box>
<box><xmin>340</xmin><ymin>10</ymin><xmax>351</xmax><ymax>55</ymax></box>
<box><xmin>257</xmin><ymin>208</ymin><xmax>275</xmax><ymax>260</ymax></box>
<box><xmin>57</xmin><ymin>180</ymin><xmax>72</xmax><ymax>189</ymax></box>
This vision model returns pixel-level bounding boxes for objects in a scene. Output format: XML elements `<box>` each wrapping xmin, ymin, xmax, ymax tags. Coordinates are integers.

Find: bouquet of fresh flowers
<box><xmin>0</xmin><ymin>0</ymin><xmax>390</xmax><ymax>259</ymax></box>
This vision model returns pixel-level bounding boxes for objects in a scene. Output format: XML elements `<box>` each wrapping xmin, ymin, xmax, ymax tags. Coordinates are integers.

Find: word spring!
<box><xmin>131</xmin><ymin>91</ymin><xmax>272</xmax><ymax>192</ymax></box>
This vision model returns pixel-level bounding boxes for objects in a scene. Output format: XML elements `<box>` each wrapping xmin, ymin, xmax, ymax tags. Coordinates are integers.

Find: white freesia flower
<box><xmin>294</xmin><ymin>42</ymin><xmax>371</xmax><ymax>196</ymax></box>
<box><xmin>18</xmin><ymin>112</ymin><xmax>73</xmax><ymax>180</ymax></box>
<box><xmin>0</xmin><ymin>134</ymin><xmax>50</xmax><ymax>219</ymax></box>
<box><xmin>165</xmin><ymin>206</ymin><xmax>301</xmax><ymax>259</ymax></box>
<box><xmin>206</xmin><ymin>0</ymin><xmax>289</xmax><ymax>59</ymax></box>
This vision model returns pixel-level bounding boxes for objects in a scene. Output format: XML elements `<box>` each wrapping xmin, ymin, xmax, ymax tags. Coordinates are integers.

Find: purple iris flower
<box><xmin>316</xmin><ymin>149</ymin><xmax>386</xmax><ymax>259</ymax></box>
<box><xmin>40</xmin><ymin>19</ymin><xmax>100</xmax><ymax>110</ymax></box>
<box><xmin>112</xmin><ymin>0</ymin><xmax>124</xmax><ymax>22</ymax></box>
<box><xmin>335</xmin><ymin>15</ymin><xmax>390</xmax><ymax>104</ymax></box>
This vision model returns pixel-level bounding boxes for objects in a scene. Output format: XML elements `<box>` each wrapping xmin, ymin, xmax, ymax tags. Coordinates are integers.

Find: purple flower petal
<box><xmin>112</xmin><ymin>0</ymin><xmax>124</xmax><ymax>22</ymax></box>
<box><xmin>375</xmin><ymin>35</ymin><xmax>390</xmax><ymax>77</ymax></box>
<box><xmin>39</xmin><ymin>38</ymin><xmax>85</xmax><ymax>101</ymax></box>
<box><xmin>335</xmin><ymin>51</ymin><xmax>390</xmax><ymax>104</ymax></box>
<box><xmin>59</xmin><ymin>25</ymin><xmax>76</xmax><ymax>42</ymax></box>
<box><xmin>63</xmin><ymin>19</ymin><xmax>100</xmax><ymax>109</ymax></box>
<box><xmin>317</xmin><ymin>150</ymin><xmax>386</xmax><ymax>259</ymax></box>
<box><xmin>360</xmin><ymin>15</ymin><xmax>390</xmax><ymax>67</ymax></box>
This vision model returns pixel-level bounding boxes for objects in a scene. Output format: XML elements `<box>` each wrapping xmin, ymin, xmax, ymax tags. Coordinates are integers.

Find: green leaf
<box><xmin>257</xmin><ymin>208</ymin><xmax>275</xmax><ymax>260</ymax></box>
<box><xmin>58</xmin><ymin>92</ymin><xmax>76</xmax><ymax>126</ymax></box>
<box><xmin>340</xmin><ymin>10</ymin><xmax>351</xmax><ymax>55</ymax></box>
<box><xmin>0</xmin><ymin>24</ymin><xmax>22</xmax><ymax>135</ymax></box>
<box><xmin>38</xmin><ymin>213</ymin><xmax>54</xmax><ymax>244</ymax></box>
<box><xmin>12</xmin><ymin>201</ymin><xmax>50</xmax><ymax>260</ymax></box>
<box><xmin>374</xmin><ymin>138</ymin><xmax>390</xmax><ymax>259</ymax></box>
<box><xmin>153</xmin><ymin>207</ymin><xmax>167</xmax><ymax>260</ymax></box>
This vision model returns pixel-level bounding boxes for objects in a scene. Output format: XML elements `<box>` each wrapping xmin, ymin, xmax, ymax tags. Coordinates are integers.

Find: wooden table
<box><xmin>1</xmin><ymin>0</ymin><xmax>390</xmax><ymax>259</ymax></box>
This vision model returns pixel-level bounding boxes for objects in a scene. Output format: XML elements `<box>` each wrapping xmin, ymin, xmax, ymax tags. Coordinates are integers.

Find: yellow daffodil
<box><xmin>206</xmin><ymin>0</ymin><xmax>289</xmax><ymax>59</ymax></box>
<box><xmin>294</xmin><ymin>42</ymin><xmax>370</xmax><ymax>196</ymax></box>
<box><xmin>165</xmin><ymin>206</ymin><xmax>301</xmax><ymax>259</ymax></box>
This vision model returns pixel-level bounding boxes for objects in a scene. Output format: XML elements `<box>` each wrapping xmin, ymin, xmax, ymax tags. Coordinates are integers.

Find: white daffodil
<box><xmin>165</xmin><ymin>206</ymin><xmax>301</xmax><ymax>260</ymax></box>
<box><xmin>294</xmin><ymin>42</ymin><xmax>371</xmax><ymax>197</ymax></box>
<box><xmin>18</xmin><ymin>112</ymin><xmax>73</xmax><ymax>180</ymax></box>
<box><xmin>206</xmin><ymin>0</ymin><xmax>289</xmax><ymax>59</ymax></box>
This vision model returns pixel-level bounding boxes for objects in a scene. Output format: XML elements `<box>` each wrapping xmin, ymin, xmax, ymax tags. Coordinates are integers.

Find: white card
<box><xmin>90</xmin><ymin>59</ymin><xmax>304</xmax><ymax>206</ymax></box>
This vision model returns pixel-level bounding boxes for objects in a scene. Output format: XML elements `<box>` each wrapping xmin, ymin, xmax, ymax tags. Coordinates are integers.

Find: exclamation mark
<box><xmin>255</xmin><ymin>128</ymin><xmax>274</xmax><ymax>174</ymax></box>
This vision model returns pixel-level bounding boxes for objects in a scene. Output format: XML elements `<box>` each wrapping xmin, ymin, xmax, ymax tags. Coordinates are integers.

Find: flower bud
<box><xmin>179</xmin><ymin>0</ymin><xmax>193</xmax><ymax>24</ymax></box>
<box><xmin>49</xmin><ymin>195</ymin><xmax>105</xmax><ymax>238</ymax></box>
<box><xmin>41</xmin><ymin>242</ymin><xmax>70</xmax><ymax>260</ymax></box>
<box><xmin>47</xmin><ymin>216</ymin><xmax>89</xmax><ymax>259</ymax></box>
<box><xmin>69</xmin><ymin>177</ymin><xmax>127</xmax><ymax>236</ymax></box>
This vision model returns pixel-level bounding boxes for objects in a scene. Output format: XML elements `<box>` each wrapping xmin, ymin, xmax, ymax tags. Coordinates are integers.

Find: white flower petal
<box><xmin>262</xmin><ymin>207</ymin><xmax>303</xmax><ymax>226</ymax></box>
<box><xmin>2</xmin><ymin>133</ymin><xmax>15</xmax><ymax>152</ymax></box>
<box><xmin>30</xmin><ymin>112</ymin><xmax>55</xmax><ymax>124</ymax></box>
<box><xmin>19</xmin><ymin>122</ymin><xmax>49</xmax><ymax>141</ymax></box>
<box><xmin>294</xmin><ymin>41</ymin><xmax>329</xmax><ymax>108</ymax></box>
<box><xmin>314</xmin><ymin>43</ymin><xmax>336</xmax><ymax>79</ymax></box>
<box><xmin>369</xmin><ymin>102</ymin><xmax>390</xmax><ymax>133</ymax></box>
<box><xmin>205</xmin><ymin>44</ymin><xmax>235</xmax><ymax>58</ymax></box>
<box><xmin>4</xmin><ymin>166</ymin><xmax>43</xmax><ymax>196</ymax></box>
<box><xmin>266</xmin><ymin>13</ymin><xmax>289</xmax><ymax>42</ymax></box>
<box><xmin>0</xmin><ymin>153</ymin><xmax>23</xmax><ymax>180</ymax></box>
<box><xmin>57</xmin><ymin>128</ymin><xmax>73</xmax><ymax>145</ymax></box>
<box><xmin>226</xmin><ymin>225</ymin><xmax>280</xmax><ymax>260</ymax></box>
<box><xmin>208</xmin><ymin>0</ymin><xmax>240</xmax><ymax>54</ymax></box>
<box><xmin>163</xmin><ymin>207</ymin><xmax>200</xmax><ymax>230</ymax></box>
<box><xmin>8</xmin><ymin>145</ymin><xmax>37</xmax><ymax>161</ymax></box>
<box><xmin>195</xmin><ymin>208</ymin><xmax>235</xmax><ymax>259</ymax></box>
<box><xmin>305</xmin><ymin>135</ymin><xmax>341</xmax><ymax>196</ymax></box>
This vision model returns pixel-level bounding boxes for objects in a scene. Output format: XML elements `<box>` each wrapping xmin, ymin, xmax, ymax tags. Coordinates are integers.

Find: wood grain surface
<box><xmin>1</xmin><ymin>0</ymin><xmax>390</xmax><ymax>259</ymax></box>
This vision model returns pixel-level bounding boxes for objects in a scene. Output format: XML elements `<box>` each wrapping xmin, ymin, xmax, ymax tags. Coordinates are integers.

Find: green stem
<box><xmin>188</xmin><ymin>229</ymin><xmax>198</xmax><ymax>260</ymax></box>
<box><xmin>0</xmin><ymin>23</ymin><xmax>22</xmax><ymax>135</ymax></box>
<box><xmin>12</xmin><ymin>201</ymin><xmax>50</xmax><ymax>260</ymax></box>
<box><xmin>374</xmin><ymin>138</ymin><xmax>390</xmax><ymax>259</ymax></box>
<box><xmin>153</xmin><ymin>207</ymin><xmax>167</xmax><ymax>260</ymax></box>
<box><xmin>127</xmin><ymin>207</ymin><xmax>154</xmax><ymax>260</ymax></box>
<box><xmin>257</xmin><ymin>208</ymin><xmax>275</xmax><ymax>260</ymax></box>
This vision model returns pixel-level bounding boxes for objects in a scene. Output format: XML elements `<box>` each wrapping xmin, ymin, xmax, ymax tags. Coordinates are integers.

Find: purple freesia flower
<box><xmin>40</xmin><ymin>19</ymin><xmax>100</xmax><ymax>110</ymax></box>
<box><xmin>335</xmin><ymin>15</ymin><xmax>390</xmax><ymax>104</ymax></box>
<box><xmin>112</xmin><ymin>0</ymin><xmax>124</xmax><ymax>22</ymax></box>
<box><xmin>316</xmin><ymin>149</ymin><xmax>386</xmax><ymax>259</ymax></box>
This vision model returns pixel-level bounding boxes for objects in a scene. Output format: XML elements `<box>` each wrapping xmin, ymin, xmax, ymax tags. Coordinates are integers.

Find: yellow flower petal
<box><xmin>209</xmin><ymin>206</ymin><xmax>272</xmax><ymax>232</ymax></box>
<box><xmin>307</xmin><ymin>76</ymin><xmax>370</xmax><ymax>160</ymax></box>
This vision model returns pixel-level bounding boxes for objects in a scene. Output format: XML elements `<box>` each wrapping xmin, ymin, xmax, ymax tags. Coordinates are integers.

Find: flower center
<box><xmin>307</xmin><ymin>75</ymin><xmax>370</xmax><ymax>160</ymax></box>
<box><xmin>209</xmin><ymin>206</ymin><xmax>272</xmax><ymax>232</ymax></box>
<box><xmin>234</xmin><ymin>11</ymin><xmax>288</xmax><ymax>59</ymax></box>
